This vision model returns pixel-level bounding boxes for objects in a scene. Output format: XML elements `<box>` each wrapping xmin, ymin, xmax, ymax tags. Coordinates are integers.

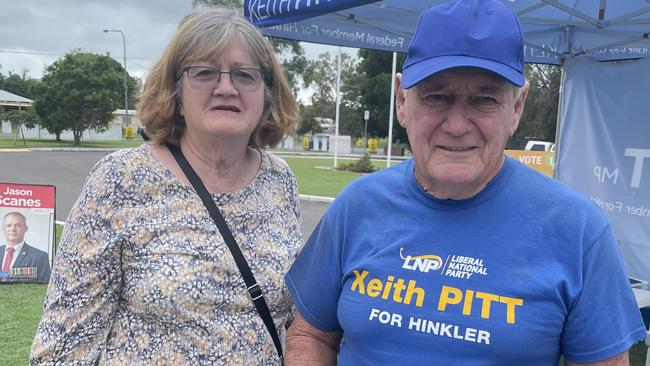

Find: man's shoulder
<box><xmin>339</xmin><ymin>161</ymin><xmax>405</xmax><ymax>198</ymax></box>
<box><xmin>508</xmin><ymin>158</ymin><xmax>608</xmax><ymax>224</ymax></box>
<box><xmin>22</xmin><ymin>243</ymin><xmax>48</xmax><ymax>257</ymax></box>
<box><xmin>510</xmin><ymin>157</ymin><xmax>586</xmax><ymax>199</ymax></box>
<box><xmin>326</xmin><ymin>161</ymin><xmax>407</xmax><ymax>217</ymax></box>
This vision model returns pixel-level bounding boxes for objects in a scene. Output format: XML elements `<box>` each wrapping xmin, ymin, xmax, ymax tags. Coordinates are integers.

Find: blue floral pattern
<box><xmin>31</xmin><ymin>145</ymin><xmax>303</xmax><ymax>365</ymax></box>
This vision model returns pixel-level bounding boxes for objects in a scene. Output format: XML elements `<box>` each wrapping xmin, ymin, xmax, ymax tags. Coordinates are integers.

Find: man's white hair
<box><xmin>514</xmin><ymin>85</ymin><xmax>524</xmax><ymax>100</ymax></box>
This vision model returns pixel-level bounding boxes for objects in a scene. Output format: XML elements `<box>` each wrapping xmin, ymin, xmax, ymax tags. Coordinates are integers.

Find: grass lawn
<box><xmin>284</xmin><ymin>157</ymin><xmax>365</xmax><ymax>198</ymax></box>
<box><xmin>285</xmin><ymin>156</ymin><xmax>401</xmax><ymax>197</ymax></box>
<box><xmin>0</xmin><ymin>284</ymin><xmax>48</xmax><ymax>365</ymax></box>
<box><xmin>0</xmin><ymin>136</ymin><xmax>144</xmax><ymax>149</ymax></box>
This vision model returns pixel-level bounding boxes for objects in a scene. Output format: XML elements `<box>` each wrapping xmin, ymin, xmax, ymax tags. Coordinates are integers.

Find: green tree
<box><xmin>274</xmin><ymin>39</ymin><xmax>314</xmax><ymax>97</ymax></box>
<box><xmin>0</xmin><ymin>69</ymin><xmax>40</xmax><ymax>99</ymax></box>
<box><xmin>0</xmin><ymin>108</ymin><xmax>40</xmax><ymax>146</ymax></box>
<box><xmin>129</xmin><ymin>77</ymin><xmax>143</xmax><ymax>112</ymax></box>
<box><xmin>509</xmin><ymin>64</ymin><xmax>561</xmax><ymax>149</ymax></box>
<box><xmin>0</xmin><ymin>108</ymin><xmax>40</xmax><ymax>130</ymax></box>
<box><xmin>31</xmin><ymin>52</ymin><xmax>130</xmax><ymax>144</ymax></box>
<box><xmin>357</xmin><ymin>49</ymin><xmax>408</xmax><ymax>147</ymax></box>
<box><xmin>299</xmin><ymin>52</ymin><xmax>362</xmax><ymax>137</ymax></box>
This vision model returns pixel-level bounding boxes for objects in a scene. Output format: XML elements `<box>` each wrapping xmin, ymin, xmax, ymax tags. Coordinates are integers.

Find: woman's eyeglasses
<box><xmin>180</xmin><ymin>66</ymin><xmax>264</xmax><ymax>92</ymax></box>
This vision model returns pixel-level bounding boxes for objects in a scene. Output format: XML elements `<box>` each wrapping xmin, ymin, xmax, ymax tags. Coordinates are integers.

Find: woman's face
<box><xmin>178</xmin><ymin>41</ymin><xmax>266</xmax><ymax>145</ymax></box>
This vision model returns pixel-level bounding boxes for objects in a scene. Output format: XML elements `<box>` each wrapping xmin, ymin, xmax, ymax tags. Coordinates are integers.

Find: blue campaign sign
<box><xmin>244</xmin><ymin>0</ymin><xmax>650</xmax><ymax>65</ymax></box>
<box><xmin>245</xmin><ymin>0</ymin><xmax>378</xmax><ymax>27</ymax></box>
<box><xmin>558</xmin><ymin>57</ymin><xmax>650</xmax><ymax>282</ymax></box>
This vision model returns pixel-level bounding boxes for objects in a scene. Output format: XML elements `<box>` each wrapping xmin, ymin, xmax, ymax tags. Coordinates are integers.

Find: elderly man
<box><xmin>1</xmin><ymin>211</ymin><xmax>51</xmax><ymax>283</ymax></box>
<box><xmin>284</xmin><ymin>0</ymin><xmax>646</xmax><ymax>365</ymax></box>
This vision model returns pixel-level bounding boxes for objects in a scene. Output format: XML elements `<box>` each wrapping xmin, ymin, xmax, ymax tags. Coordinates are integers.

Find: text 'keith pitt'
<box><xmin>351</xmin><ymin>270</ymin><xmax>524</xmax><ymax>324</ymax></box>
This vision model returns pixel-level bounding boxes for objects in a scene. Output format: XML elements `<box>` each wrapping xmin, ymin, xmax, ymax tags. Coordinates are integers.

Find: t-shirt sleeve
<box><xmin>285</xmin><ymin>214</ymin><xmax>343</xmax><ymax>332</ymax></box>
<box><xmin>561</xmin><ymin>224</ymin><xmax>647</xmax><ymax>363</ymax></box>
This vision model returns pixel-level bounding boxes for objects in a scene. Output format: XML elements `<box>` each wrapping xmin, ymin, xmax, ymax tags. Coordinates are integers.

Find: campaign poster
<box><xmin>505</xmin><ymin>150</ymin><xmax>554</xmax><ymax>177</ymax></box>
<box><xmin>557</xmin><ymin>58</ymin><xmax>650</xmax><ymax>283</ymax></box>
<box><xmin>0</xmin><ymin>182</ymin><xmax>55</xmax><ymax>284</ymax></box>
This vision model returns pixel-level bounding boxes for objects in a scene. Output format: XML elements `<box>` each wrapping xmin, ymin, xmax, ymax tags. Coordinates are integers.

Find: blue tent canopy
<box><xmin>245</xmin><ymin>0</ymin><xmax>650</xmax><ymax>64</ymax></box>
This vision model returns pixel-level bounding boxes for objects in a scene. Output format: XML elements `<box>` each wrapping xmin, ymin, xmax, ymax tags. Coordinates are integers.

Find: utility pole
<box><xmin>103</xmin><ymin>29</ymin><xmax>128</xmax><ymax>139</ymax></box>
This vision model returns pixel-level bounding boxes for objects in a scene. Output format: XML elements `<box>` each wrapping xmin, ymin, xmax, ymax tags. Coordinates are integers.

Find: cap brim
<box><xmin>402</xmin><ymin>55</ymin><xmax>525</xmax><ymax>88</ymax></box>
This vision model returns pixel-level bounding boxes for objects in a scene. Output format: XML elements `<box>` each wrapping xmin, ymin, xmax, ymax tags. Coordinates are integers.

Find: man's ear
<box><xmin>510</xmin><ymin>81</ymin><xmax>530</xmax><ymax>135</ymax></box>
<box><xmin>395</xmin><ymin>73</ymin><xmax>408</xmax><ymax>128</ymax></box>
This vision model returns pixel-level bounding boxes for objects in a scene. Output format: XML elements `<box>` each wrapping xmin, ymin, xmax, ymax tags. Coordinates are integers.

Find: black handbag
<box><xmin>167</xmin><ymin>143</ymin><xmax>284</xmax><ymax>364</ymax></box>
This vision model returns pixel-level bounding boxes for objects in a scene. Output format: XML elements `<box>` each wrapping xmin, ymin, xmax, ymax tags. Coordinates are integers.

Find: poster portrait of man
<box><xmin>1</xmin><ymin>211</ymin><xmax>52</xmax><ymax>283</ymax></box>
<box><xmin>0</xmin><ymin>183</ymin><xmax>56</xmax><ymax>284</ymax></box>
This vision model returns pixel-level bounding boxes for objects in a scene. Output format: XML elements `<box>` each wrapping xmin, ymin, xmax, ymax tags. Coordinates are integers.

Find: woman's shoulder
<box><xmin>260</xmin><ymin>150</ymin><xmax>294</xmax><ymax>176</ymax></box>
<box><xmin>96</xmin><ymin>144</ymin><xmax>149</xmax><ymax>166</ymax></box>
<box><xmin>86</xmin><ymin>145</ymin><xmax>154</xmax><ymax>186</ymax></box>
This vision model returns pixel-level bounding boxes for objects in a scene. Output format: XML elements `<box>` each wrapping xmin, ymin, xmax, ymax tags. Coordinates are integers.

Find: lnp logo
<box><xmin>400</xmin><ymin>247</ymin><xmax>443</xmax><ymax>273</ymax></box>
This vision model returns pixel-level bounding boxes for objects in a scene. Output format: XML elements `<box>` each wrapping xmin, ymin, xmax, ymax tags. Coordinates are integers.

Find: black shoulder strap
<box><xmin>166</xmin><ymin>143</ymin><xmax>284</xmax><ymax>364</ymax></box>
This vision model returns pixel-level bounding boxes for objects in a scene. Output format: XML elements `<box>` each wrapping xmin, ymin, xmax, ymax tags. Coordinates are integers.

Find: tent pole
<box><xmin>334</xmin><ymin>47</ymin><xmax>341</xmax><ymax>168</ymax></box>
<box><xmin>553</xmin><ymin>63</ymin><xmax>567</xmax><ymax>180</ymax></box>
<box><xmin>386</xmin><ymin>52</ymin><xmax>397</xmax><ymax>168</ymax></box>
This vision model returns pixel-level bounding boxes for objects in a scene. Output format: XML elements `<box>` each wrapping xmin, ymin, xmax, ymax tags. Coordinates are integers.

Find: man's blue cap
<box><xmin>402</xmin><ymin>0</ymin><xmax>525</xmax><ymax>89</ymax></box>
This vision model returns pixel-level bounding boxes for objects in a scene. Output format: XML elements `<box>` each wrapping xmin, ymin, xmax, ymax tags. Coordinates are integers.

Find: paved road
<box><xmin>0</xmin><ymin>150</ymin><xmax>329</xmax><ymax>238</ymax></box>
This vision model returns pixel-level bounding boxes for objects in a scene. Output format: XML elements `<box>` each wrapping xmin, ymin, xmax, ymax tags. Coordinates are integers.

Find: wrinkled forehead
<box><xmin>414</xmin><ymin>67</ymin><xmax>513</xmax><ymax>93</ymax></box>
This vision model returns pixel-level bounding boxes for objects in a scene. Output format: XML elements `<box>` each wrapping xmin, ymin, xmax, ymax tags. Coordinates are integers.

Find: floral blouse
<box><xmin>31</xmin><ymin>145</ymin><xmax>303</xmax><ymax>365</ymax></box>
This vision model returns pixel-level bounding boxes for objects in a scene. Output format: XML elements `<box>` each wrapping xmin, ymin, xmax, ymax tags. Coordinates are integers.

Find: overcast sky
<box><xmin>0</xmin><ymin>0</ymin><xmax>354</xmax><ymax>89</ymax></box>
<box><xmin>0</xmin><ymin>0</ymin><xmax>191</xmax><ymax>79</ymax></box>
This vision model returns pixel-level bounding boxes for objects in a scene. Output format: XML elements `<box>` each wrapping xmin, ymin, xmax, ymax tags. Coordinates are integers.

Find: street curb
<box><xmin>0</xmin><ymin>148</ymin><xmax>32</xmax><ymax>152</ymax></box>
<box><xmin>54</xmin><ymin>196</ymin><xmax>332</xmax><ymax>227</ymax></box>
<box><xmin>30</xmin><ymin>148</ymin><xmax>119</xmax><ymax>152</ymax></box>
<box><xmin>298</xmin><ymin>194</ymin><xmax>334</xmax><ymax>203</ymax></box>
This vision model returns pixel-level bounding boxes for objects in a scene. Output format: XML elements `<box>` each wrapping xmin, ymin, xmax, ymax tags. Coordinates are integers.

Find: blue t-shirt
<box><xmin>286</xmin><ymin>157</ymin><xmax>646</xmax><ymax>365</ymax></box>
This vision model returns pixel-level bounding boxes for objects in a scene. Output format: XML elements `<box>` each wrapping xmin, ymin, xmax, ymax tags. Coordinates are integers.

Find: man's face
<box><xmin>3</xmin><ymin>215</ymin><xmax>28</xmax><ymax>246</ymax></box>
<box><xmin>396</xmin><ymin>67</ymin><xmax>528</xmax><ymax>199</ymax></box>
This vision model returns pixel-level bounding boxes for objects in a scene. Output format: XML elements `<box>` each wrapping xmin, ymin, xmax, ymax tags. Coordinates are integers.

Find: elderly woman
<box><xmin>31</xmin><ymin>8</ymin><xmax>301</xmax><ymax>365</ymax></box>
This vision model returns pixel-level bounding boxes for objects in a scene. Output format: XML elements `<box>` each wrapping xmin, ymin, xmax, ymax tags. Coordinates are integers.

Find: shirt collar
<box><xmin>6</xmin><ymin>242</ymin><xmax>24</xmax><ymax>254</ymax></box>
